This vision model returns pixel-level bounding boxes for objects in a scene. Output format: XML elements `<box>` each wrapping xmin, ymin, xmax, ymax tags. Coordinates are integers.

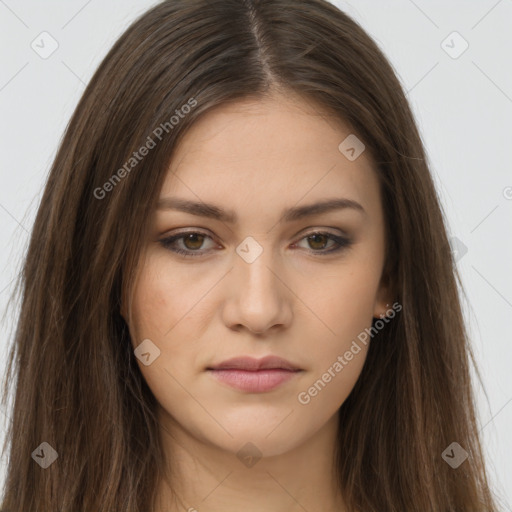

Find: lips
<box><xmin>206</xmin><ymin>355</ymin><xmax>303</xmax><ymax>393</ymax></box>
<box><xmin>206</xmin><ymin>355</ymin><xmax>301</xmax><ymax>372</ymax></box>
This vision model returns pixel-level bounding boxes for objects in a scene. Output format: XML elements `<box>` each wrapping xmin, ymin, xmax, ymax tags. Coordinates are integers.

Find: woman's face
<box><xmin>125</xmin><ymin>93</ymin><xmax>391</xmax><ymax>458</ymax></box>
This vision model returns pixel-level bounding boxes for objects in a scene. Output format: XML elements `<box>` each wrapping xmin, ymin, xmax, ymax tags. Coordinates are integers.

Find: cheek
<box><xmin>129</xmin><ymin>252</ymin><xmax>210</xmax><ymax>341</ymax></box>
<box><xmin>295</xmin><ymin>261</ymin><xmax>380</xmax><ymax>403</ymax></box>
<box><xmin>303</xmin><ymin>260</ymin><xmax>381</xmax><ymax>346</ymax></box>
<box><xmin>128</xmin><ymin>255</ymin><xmax>205</xmax><ymax>417</ymax></box>
<box><xmin>128</xmin><ymin>252</ymin><xmax>214</xmax><ymax>389</ymax></box>
<box><xmin>293</xmin><ymin>280</ymin><xmax>373</xmax><ymax>418</ymax></box>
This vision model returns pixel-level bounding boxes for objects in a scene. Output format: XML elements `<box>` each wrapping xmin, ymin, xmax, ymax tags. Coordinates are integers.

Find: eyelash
<box><xmin>158</xmin><ymin>230</ymin><xmax>352</xmax><ymax>258</ymax></box>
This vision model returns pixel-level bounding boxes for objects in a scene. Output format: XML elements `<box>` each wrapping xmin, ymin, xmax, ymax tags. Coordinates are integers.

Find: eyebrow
<box><xmin>157</xmin><ymin>197</ymin><xmax>367</xmax><ymax>224</ymax></box>
<box><xmin>157</xmin><ymin>196</ymin><xmax>366</xmax><ymax>224</ymax></box>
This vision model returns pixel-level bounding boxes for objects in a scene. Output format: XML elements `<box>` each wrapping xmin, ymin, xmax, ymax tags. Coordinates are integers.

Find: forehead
<box><xmin>160</xmin><ymin>93</ymin><xmax>381</xmax><ymax>224</ymax></box>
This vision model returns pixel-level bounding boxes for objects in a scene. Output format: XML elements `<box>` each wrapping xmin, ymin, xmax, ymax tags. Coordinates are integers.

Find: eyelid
<box><xmin>296</xmin><ymin>225</ymin><xmax>350</xmax><ymax>238</ymax></box>
<box><xmin>161</xmin><ymin>228</ymin><xmax>218</xmax><ymax>248</ymax></box>
<box><xmin>158</xmin><ymin>227</ymin><xmax>352</xmax><ymax>258</ymax></box>
<box><xmin>160</xmin><ymin>226</ymin><xmax>348</xmax><ymax>240</ymax></box>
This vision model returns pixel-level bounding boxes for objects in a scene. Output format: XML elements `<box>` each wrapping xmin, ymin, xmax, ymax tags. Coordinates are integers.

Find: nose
<box><xmin>221</xmin><ymin>245</ymin><xmax>293</xmax><ymax>335</ymax></box>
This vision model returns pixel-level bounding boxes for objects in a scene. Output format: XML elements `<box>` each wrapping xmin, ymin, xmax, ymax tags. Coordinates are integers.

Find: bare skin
<box><xmin>123</xmin><ymin>91</ymin><xmax>393</xmax><ymax>512</ymax></box>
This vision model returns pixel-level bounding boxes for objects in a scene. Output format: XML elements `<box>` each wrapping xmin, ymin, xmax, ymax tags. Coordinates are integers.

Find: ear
<box><xmin>373</xmin><ymin>270</ymin><xmax>394</xmax><ymax>319</ymax></box>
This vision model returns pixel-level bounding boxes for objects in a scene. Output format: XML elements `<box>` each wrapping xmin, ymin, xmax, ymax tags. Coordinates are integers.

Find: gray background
<box><xmin>0</xmin><ymin>0</ymin><xmax>511</xmax><ymax>508</ymax></box>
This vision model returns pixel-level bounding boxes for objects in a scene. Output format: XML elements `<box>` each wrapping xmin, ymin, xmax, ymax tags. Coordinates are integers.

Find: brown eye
<box><xmin>160</xmin><ymin>230</ymin><xmax>351</xmax><ymax>259</ymax></box>
<box><xmin>294</xmin><ymin>231</ymin><xmax>352</xmax><ymax>255</ymax></box>
<box><xmin>306</xmin><ymin>233</ymin><xmax>330</xmax><ymax>250</ymax></box>
<box><xmin>182</xmin><ymin>233</ymin><xmax>206</xmax><ymax>250</ymax></box>
<box><xmin>159</xmin><ymin>231</ymin><xmax>216</xmax><ymax>257</ymax></box>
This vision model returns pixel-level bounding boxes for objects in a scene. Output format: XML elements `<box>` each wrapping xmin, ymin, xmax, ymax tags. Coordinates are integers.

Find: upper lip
<box><xmin>207</xmin><ymin>355</ymin><xmax>301</xmax><ymax>371</ymax></box>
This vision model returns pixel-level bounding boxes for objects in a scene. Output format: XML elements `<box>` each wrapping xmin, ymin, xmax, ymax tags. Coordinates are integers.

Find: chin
<box><xmin>216</xmin><ymin>431</ymin><xmax>304</xmax><ymax>461</ymax></box>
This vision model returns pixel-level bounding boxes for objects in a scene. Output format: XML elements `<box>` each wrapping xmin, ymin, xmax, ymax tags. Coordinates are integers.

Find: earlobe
<box><xmin>373</xmin><ymin>273</ymin><xmax>394</xmax><ymax>319</ymax></box>
<box><xmin>373</xmin><ymin>303</ymin><xmax>392</xmax><ymax>319</ymax></box>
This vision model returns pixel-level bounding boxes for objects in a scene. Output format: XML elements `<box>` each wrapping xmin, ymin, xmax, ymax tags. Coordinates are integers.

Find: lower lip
<box><xmin>207</xmin><ymin>369</ymin><xmax>301</xmax><ymax>392</ymax></box>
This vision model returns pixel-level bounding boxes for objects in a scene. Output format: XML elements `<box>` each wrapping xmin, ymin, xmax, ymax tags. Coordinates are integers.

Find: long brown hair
<box><xmin>0</xmin><ymin>0</ymin><xmax>501</xmax><ymax>510</ymax></box>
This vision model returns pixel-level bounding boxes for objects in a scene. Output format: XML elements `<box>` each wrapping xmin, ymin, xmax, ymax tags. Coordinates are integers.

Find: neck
<box><xmin>153</xmin><ymin>409</ymin><xmax>346</xmax><ymax>512</ymax></box>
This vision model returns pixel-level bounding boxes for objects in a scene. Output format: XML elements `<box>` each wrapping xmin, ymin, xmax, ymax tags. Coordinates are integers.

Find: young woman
<box><xmin>0</xmin><ymin>0</ymin><xmax>501</xmax><ymax>510</ymax></box>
